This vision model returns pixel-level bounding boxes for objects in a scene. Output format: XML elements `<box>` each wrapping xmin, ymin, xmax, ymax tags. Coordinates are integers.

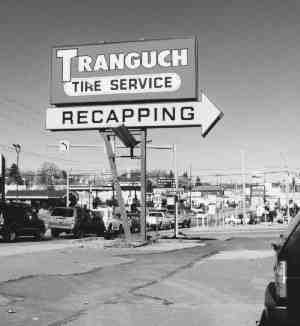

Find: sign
<box><xmin>157</xmin><ymin>177</ymin><xmax>175</xmax><ymax>188</ymax></box>
<box><xmin>251</xmin><ymin>185</ymin><xmax>265</xmax><ymax>198</ymax></box>
<box><xmin>50</xmin><ymin>38</ymin><xmax>197</xmax><ymax>104</ymax></box>
<box><xmin>167</xmin><ymin>196</ymin><xmax>175</xmax><ymax>205</ymax></box>
<box><xmin>46</xmin><ymin>94</ymin><xmax>222</xmax><ymax>137</ymax></box>
<box><xmin>59</xmin><ymin>140</ymin><xmax>70</xmax><ymax>152</ymax></box>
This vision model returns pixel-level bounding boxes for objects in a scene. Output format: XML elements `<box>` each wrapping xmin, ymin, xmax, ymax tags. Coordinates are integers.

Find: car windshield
<box><xmin>51</xmin><ymin>208</ymin><xmax>74</xmax><ymax>217</ymax></box>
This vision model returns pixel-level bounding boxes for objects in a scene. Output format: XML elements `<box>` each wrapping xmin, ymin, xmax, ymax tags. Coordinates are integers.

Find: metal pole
<box><xmin>140</xmin><ymin>129</ymin><xmax>147</xmax><ymax>242</ymax></box>
<box><xmin>1</xmin><ymin>155</ymin><xmax>5</xmax><ymax>203</ymax></box>
<box><xmin>66</xmin><ymin>170</ymin><xmax>70</xmax><ymax>207</ymax></box>
<box><xmin>13</xmin><ymin>144</ymin><xmax>21</xmax><ymax>200</ymax></box>
<box><xmin>241</xmin><ymin>150</ymin><xmax>246</xmax><ymax>224</ymax></box>
<box><xmin>189</xmin><ymin>165</ymin><xmax>192</xmax><ymax>209</ymax></box>
<box><xmin>173</xmin><ymin>145</ymin><xmax>179</xmax><ymax>237</ymax></box>
<box><xmin>89</xmin><ymin>179</ymin><xmax>92</xmax><ymax>210</ymax></box>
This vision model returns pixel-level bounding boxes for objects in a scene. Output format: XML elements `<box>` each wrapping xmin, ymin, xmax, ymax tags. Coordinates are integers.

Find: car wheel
<box><xmin>51</xmin><ymin>229</ymin><xmax>60</xmax><ymax>238</ymax></box>
<box><xmin>35</xmin><ymin>230</ymin><xmax>45</xmax><ymax>241</ymax></box>
<box><xmin>74</xmin><ymin>229</ymin><xmax>84</xmax><ymax>239</ymax></box>
<box><xmin>5</xmin><ymin>230</ymin><xmax>17</xmax><ymax>242</ymax></box>
<box><xmin>119</xmin><ymin>224</ymin><xmax>124</xmax><ymax>234</ymax></box>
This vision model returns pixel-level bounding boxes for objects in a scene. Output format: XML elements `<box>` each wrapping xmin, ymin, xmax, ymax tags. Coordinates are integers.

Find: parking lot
<box><xmin>0</xmin><ymin>228</ymin><xmax>281</xmax><ymax>326</ymax></box>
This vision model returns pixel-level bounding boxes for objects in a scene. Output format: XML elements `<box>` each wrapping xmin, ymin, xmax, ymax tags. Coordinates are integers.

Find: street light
<box><xmin>12</xmin><ymin>144</ymin><xmax>21</xmax><ymax>200</ymax></box>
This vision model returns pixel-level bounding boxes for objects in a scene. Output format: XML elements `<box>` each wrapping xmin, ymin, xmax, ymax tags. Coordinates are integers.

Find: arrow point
<box><xmin>200</xmin><ymin>94</ymin><xmax>223</xmax><ymax>137</ymax></box>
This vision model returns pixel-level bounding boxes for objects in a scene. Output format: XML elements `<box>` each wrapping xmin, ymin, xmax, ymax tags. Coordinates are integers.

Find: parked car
<box><xmin>49</xmin><ymin>206</ymin><xmax>105</xmax><ymax>238</ymax></box>
<box><xmin>178</xmin><ymin>214</ymin><xmax>192</xmax><ymax>228</ymax></box>
<box><xmin>163</xmin><ymin>213</ymin><xmax>175</xmax><ymax>229</ymax></box>
<box><xmin>0</xmin><ymin>202</ymin><xmax>46</xmax><ymax>242</ymax></box>
<box><xmin>146</xmin><ymin>211</ymin><xmax>165</xmax><ymax>230</ymax></box>
<box><xmin>258</xmin><ymin>213</ymin><xmax>300</xmax><ymax>326</ymax></box>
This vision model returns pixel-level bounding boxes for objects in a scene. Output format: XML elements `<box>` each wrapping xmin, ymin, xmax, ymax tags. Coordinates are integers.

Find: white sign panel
<box><xmin>46</xmin><ymin>94</ymin><xmax>222</xmax><ymax>137</ymax></box>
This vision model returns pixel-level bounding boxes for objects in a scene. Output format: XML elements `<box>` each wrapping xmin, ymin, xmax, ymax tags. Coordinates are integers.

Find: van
<box><xmin>49</xmin><ymin>206</ymin><xmax>105</xmax><ymax>238</ymax></box>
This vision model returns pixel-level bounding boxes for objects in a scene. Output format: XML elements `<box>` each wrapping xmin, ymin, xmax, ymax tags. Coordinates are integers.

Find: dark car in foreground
<box><xmin>258</xmin><ymin>213</ymin><xmax>300</xmax><ymax>325</ymax></box>
<box><xmin>0</xmin><ymin>202</ymin><xmax>46</xmax><ymax>242</ymax></box>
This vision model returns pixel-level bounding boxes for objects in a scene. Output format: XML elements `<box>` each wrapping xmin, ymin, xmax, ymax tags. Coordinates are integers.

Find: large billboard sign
<box><xmin>51</xmin><ymin>38</ymin><xmax>197</xmax><ymax>105</ymax></box>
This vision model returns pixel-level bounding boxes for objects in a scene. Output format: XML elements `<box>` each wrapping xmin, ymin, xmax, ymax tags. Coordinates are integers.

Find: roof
<box><xmin>6</xmin><ymin>190</ymin><xmax>66</xmax><ymax>199</ymax></box>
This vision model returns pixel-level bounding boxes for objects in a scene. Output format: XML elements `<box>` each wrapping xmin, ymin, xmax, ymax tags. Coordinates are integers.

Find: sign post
<box><xmin>140</xmin><ymin>129</ymin><xmax>147</xmax><ymax>241</ymax></box>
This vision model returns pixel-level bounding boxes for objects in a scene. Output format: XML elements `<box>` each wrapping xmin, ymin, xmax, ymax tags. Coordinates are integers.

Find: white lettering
<box><xmin>125</xmin><ymin>52</ymin><xmax>141</xmax><ymax>69</ymax></box>
<box><xmin>158</xmin><ymin>50</ymin><xmax>171</xmax><ymax>67</ymax></box>
<box><xmin>141</xmin><ymin>51</ymin><xmax>157</xmax><ymax>68</ymax></box>
<box><xmin>109</xmin><ymin>53</ymin><xmax>125</xmax><ymax>70</ymax></box>
<box><xmin>56</xmin><ymin>49</ymin><xmax>77</xmax><ymax>82</ymax></box>
<box><xmin>93</xmin><ymin>55</ymin><xmax>108</xmax><ymax>71</ymax></box>
<box><xmin>172</xmin><ymin>49</ymin><xmax>188</xmax><ymax>66</ymax></box>
<box><xmin>78</xmin><ymin>56</ymin><xmax>92</xmax><ymax>72</ymax></box>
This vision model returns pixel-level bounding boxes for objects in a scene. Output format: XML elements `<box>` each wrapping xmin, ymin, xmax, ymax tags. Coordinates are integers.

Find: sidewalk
<box><xmin>188</xmin><ymin>223</ymin><xmax>288</xmax><ymax>232</ymax></box>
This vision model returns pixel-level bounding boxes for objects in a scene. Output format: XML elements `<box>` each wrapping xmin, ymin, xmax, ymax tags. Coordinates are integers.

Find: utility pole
<box><xmin>173</xmin><ymin>144</ymin><xmax>179</xmax><ymax>238</ymax></box>
<box><xmin>241</xmin><ymin>150</ymin><xmax>246</xmax><ymax>222</ymax></box>
<box><xmin>66</xmin><ymin>169</ymin><xmax>70</xmax><ymax>207</ymax></box>
<box><xmin>189</xmin><ymin>165</ymin><xmax>192</xmax><ymax>209</ymax></box>
<box><xmin>12</xmin><ymin>144</ymin><xmax>21</xmax><ymax>200</ymax></box>
<box><xmin>280</xmin><ymin>152</ymin><xmax>290</xmax><ymax>221</ymax></box>
<box><xmin>140</xmin><ymin>129</ymin><xmax>147</xmax><ymax>242</ymax></box>
<box><xmin>1</xmin><ymin>155</ymin><xmax>5</xmax><ymax>203</ymax></box>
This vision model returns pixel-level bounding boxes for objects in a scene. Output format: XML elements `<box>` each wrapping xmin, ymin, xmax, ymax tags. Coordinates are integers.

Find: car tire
<box><xmin>74</xmin><ymin>229</ymin><xmax>84</xmax><ymax>239</ymax></box>
<box><xmin>51</xmin><ymin>229</ymin><xmax>60</xmax><ymax>238</ymax></box>
<box><xmin>35</xmin><ymin>230</ymin><xmax>45</xmax><ymax>241</ymax></box>
<box><xmin>4</xmin><ymin>230</ymin><xmax>17</xmax><ymax>242</ymax></box>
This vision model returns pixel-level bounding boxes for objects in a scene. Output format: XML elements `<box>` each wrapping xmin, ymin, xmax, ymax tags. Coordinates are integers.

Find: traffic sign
<box><xmin>59</xmin><ymin>140</ymin><xmax>70</xmax><ymax>152</ymax></box>
<box><xmin>50</xmin><ymin>38</ymin><xmax>197</xmax><ymax>104</ymax></box>
<box><xmin>46</xmin><ymin>94</ymin><xmax>222</xmax><ymax>137</ymax></box>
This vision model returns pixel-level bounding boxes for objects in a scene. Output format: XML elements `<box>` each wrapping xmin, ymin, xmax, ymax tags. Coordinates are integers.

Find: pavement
<box><xmin>0</xmin><ymin>226</ymin><xmax>280</xmax><ymax>326</ymax></box>
<box><xmin>180</xmin><ymin>223</ymin><xmax>288</xmax><ymax>239</ymax></box>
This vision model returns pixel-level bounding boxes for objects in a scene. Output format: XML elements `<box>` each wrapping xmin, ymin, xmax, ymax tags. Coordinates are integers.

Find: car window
<box><xmin>284</xmin><ymin>221</ymin><xmax>300</xmax><ymax>250</ymax></box>
<box><xmin>283</xmin><ymin>213</ymin><xmax>300</xmax><ymax>238</ymax></box>
<box><xmin>283</xmin><ymin>221</ymin><xmax>300</xmax><ymax>275</ymax></box>
<box><xmin>51</xmin><ymin>208</ymin><xmax>74</xmax><ymax>217</ymax></box>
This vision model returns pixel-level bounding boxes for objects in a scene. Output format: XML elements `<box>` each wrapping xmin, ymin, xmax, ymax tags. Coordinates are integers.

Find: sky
<box><xmin>0</xmin><ymin>0</ymin><xmax>300</xmax><ymax>182</ymax></box>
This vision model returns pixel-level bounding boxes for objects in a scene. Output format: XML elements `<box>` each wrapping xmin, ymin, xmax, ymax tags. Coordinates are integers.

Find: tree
<box><xmin>8</xmin><ymin>163</ymin><xmax>23</xmax><ymax>185</ymax></box>
<box><xmin>168</xmin><ymin>170</ymin><xmax>174</xmax><ymax>178</ymax></box>
<box><xmin>195</xmin><ymin>176</ymin><xmax>201</xmax><ymax>186</ymax></box>
<box><xmin>37</xmin><ymin>162</ymin><xmax>64</xmax><ymax>187</ymax></box>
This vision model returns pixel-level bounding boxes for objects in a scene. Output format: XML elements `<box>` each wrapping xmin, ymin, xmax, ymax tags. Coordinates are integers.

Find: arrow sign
<box><xmin>46</xmin><ymin>94</ymin><xmax>222</xmax><ymax>136</ymax></box>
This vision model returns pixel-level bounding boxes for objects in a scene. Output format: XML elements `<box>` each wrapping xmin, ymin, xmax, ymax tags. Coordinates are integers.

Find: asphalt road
<box><xmin>0</xmin><ymin>231</ymin><xmax>280</xmax><ymax>326</ymax></box>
